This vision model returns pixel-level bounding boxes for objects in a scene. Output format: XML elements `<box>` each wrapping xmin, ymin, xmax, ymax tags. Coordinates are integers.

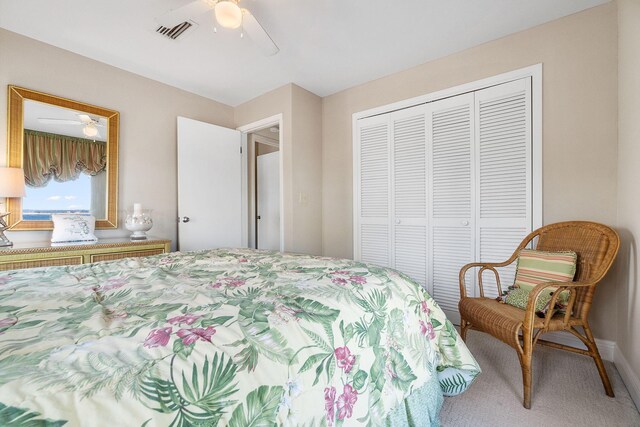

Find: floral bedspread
<box><xmin>0</xmin><ymin>249</ymin><xmax>480</xmax><ymax>426</ymax></box>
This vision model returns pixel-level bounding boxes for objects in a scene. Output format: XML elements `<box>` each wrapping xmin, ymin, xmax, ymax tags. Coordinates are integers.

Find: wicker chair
<box><xmin>458</xmin><ymin>221</ymin><xmax>619</xmax><ymax>409</ymax></box>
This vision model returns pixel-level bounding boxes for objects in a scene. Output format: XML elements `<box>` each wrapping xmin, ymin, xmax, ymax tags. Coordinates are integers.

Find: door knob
<box><xmin>395</xmin><ymin>219</ymin><xmax>401</xmax><ymax>225</ymax></box>
<box><xmin>461</xmin><ymin>220</ymin><xmax>469</xmax><ymax>226</ymax></box>
<box><xmin>180</xmin><ymin>216</ymin><xmax>190</xmax><ymax>223</ymax></box>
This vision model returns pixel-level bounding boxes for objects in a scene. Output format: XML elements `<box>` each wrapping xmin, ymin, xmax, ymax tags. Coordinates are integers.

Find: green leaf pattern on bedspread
<box><xmin>0</xmin><ymin>249</ymin><xmax>480</xmax><ymax>426</ymax></box>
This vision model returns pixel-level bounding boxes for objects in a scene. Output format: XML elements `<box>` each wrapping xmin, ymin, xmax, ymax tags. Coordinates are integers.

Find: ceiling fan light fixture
<box><xmin>83</xmin><ymin>123</ymin><xmax>98</xmax><ymax>138</ymax></box>
<box><xmin>215</xmin><ymin>0</ymin><xmax>242</xmax><ymax>29</ymax></box>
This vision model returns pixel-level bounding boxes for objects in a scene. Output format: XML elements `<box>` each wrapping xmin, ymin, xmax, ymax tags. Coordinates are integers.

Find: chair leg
<box><xmin>583</xmin><ymin>323</ymin><xmax>614</xmax><ymax>397</ymax></box>
<box><xmin>518</xmin><ymin>350</ymin><xmax>533</xmax><ymax>409</ymax></box>
<box><xmin>518</xmin><ymin>329</ymin><xmax>534</xmax><ymax>409</ymax></box>
<box><xmin>460</xmin><ymin>319</ymin><xmax>468</xmax><ymax>342</ymax></box>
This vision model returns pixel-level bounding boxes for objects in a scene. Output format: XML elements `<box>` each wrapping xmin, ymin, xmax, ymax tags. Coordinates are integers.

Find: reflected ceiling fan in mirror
<box><xmin>38</xmin><ymin>114</ymin><xmax>106</xmax><ymax>139</ymax></box>
<box><xmin>157</xmin><ymin>0</ymin><xmax>279</xmax><ymax>56</ymax></box>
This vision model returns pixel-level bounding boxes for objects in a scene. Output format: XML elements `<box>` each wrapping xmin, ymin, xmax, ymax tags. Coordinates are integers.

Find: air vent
<box><xmin>156</xmin><ymin>21</ymin><xmax>197</xmax><ymax>40</ymax></box>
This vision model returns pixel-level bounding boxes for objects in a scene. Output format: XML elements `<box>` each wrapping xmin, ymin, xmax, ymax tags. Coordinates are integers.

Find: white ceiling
<box><xmin>0</xmin><ymin>0</ymin><xmax>608</xmax><ymax>106</ymax></box>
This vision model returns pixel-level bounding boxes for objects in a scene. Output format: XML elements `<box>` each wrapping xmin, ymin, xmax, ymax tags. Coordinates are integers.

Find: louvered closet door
<box><xmin>475</xmin><ymin>78</ymin><xmax>533</xmax><ymax>298</ymax></box>
<box><xmin>356</xmin><ymin>115</ymin><xmax>391</xmax><ymax>267</ymax></box>
<box><xmin>390</xmin><ymin>105</ymin><xmax>428</xmax><ymax>287</ymax></box>
<box><xmin>427</xmin><ymin>93</ymin><xmax>475</xmax><ymax>323</ymax></box>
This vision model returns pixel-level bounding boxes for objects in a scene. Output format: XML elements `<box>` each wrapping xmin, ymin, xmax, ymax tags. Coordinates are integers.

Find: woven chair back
<box><xmin>523</xmin><ymin>221</ymin><xmax>619</xmax><ymax>319</ymax></box>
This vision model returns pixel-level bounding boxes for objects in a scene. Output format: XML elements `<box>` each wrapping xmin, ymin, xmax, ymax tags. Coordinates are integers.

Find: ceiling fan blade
<box><xmin>242</xmin><ymin>11</ymin><xmax>279</xmax><ymax>56</ymax></box>
<box><xmin>157</xmin><ymin>0</ymin><xmax>215</xmax><ymax>28</ymax></box>
<box><xmin>38</xmin><ymin>118</ymin><xmax>82</xmax><ymax>125</ymax></box>
<box><xmin>77</xmin><ymin>114</ymin><xmax>92</xmax><ymax>124</ymax></box>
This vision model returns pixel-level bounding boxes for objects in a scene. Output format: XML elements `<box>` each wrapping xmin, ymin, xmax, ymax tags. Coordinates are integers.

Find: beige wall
<box><xmin>235</xmin><ymin>84</ymin><xmax>323</xmax><ymax>255</ymax></box>
<box><xmin>290</xmin><ymin>85</ymin><xmax>323</xmax><ymax>255</ymax></box>
<box><xmin>616</xmin><ymin>0</ymin><xmax>640</xmax><ymax>391</ymax></box>
<box><xmin>0</xmin><ymin>28</ymin><xmax>235</xmax><ymax>249</ymax></box>
<box><xmin>322</xmin><ymin>4</ymin><xmax>619</xmax><ymax>340</ymax></box>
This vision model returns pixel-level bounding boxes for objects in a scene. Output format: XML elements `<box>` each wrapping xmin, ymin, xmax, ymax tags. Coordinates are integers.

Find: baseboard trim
<box><xmin>614</xmin><ymin>345</ymin><xmax>640</xmax><ymax>411</ymax></box>
<box><xmin>541</xmin><ymin>331</ymin><xmax>615</xmax><ymax>362</ymax></box>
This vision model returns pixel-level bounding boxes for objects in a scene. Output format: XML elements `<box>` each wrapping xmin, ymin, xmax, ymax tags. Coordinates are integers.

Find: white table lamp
<box><xmin>0</xmin><ymin>167</ymin><xmax>26</xmax><ymax>247</ymax></box>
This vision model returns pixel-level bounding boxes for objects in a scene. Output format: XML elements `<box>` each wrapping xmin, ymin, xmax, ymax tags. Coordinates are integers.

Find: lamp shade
<box><xmin>0</xmin><ymin>167</ymin><xmax>26</xmax><ymax>197</ymax></box>
<box><xmin>215</xmin><ymin>0</ymin><xmax>242</xmax><ymax>29</ymax></box>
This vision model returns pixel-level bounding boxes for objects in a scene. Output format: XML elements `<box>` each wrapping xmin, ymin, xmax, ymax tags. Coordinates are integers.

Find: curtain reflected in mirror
<box><xmin>22</xmin><ymin>126</ymin><xmax>108</xmax><ymax>220</ymax></box>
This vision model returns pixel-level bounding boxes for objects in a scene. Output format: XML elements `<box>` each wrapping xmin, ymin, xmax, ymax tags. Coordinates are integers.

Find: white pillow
<box><xmin>51</xmin><ymin>214</ymin><xmax>98</xmax><ymax>243</ymax></box>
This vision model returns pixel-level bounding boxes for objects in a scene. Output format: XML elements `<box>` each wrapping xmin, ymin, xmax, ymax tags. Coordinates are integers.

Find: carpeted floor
<box><xmin>440</xmin><ymin>331</ymin><xmax>640</xmax><ymax>426</ymax></box>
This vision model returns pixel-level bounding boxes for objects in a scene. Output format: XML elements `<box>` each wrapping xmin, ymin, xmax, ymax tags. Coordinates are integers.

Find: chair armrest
<box><xmin>523</xmin><ymin>281</ymin><xmax>592</xmax><ymax>330</ymax></box>
<box><xmin>459</xmin><ymin>258</ymin><xmax>516</xmax><ymax>299</ymax></box>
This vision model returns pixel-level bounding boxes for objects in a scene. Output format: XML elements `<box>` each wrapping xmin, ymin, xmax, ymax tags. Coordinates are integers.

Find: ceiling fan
<box><xmin>157</xmin><ymin>0</ymin><xmax>279</xmax><ymax>56</ymax></box>
<box><xmin>38</xmin><ymin>114</ymin><xmax>105</xmax><ymax>138</ymax></box>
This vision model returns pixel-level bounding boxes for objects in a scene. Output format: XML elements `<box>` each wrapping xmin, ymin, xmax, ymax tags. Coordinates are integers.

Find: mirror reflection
<box><xmin>22</xmin><ymin>100</ymin><xmax>109</xmax><ymax>221</ymax></box>
<box><xmin>7</xmin><ymin>85</ymin><xmax>118</xmax><ymax>231</ymax></box>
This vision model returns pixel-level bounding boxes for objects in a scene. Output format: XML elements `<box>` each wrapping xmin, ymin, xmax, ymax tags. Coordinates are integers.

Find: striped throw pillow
<box><xmin>503</xmin><ymin>249</ymin><xmax>577</xmax><ymax>314</ymax></box>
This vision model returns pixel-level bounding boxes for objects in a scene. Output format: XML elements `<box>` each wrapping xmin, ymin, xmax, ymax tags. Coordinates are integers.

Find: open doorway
<box><xmin>245</xmin><ymin>125</ymin><xmax>281</xmax><ymax>250</ymax></box>
<box><xmin>238</xmin><ymin>114</ymin><xmax>284</xmax><ymax>252</ymax></box>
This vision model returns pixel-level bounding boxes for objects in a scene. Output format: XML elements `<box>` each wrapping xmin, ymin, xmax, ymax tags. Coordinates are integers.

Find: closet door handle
<box><xmin>461</xmin><ymin>220</ymin><xmax>469</xmax><ymax>226</ymax></box>
<box><xmin>395</xmin><ymin>219</ymin><xmax>401</xmax><ymax>225</ymax></box>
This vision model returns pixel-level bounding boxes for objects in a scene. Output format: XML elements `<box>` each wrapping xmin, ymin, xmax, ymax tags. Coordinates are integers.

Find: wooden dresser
<box><xmin>0</xmin><ymin>238</ymin><xmax>171</xmax><ymax>271</ymax></box>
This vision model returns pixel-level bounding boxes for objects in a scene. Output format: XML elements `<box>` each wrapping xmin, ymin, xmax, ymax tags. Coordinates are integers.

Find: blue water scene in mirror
<box><xmin>22</xmin><ymin>174</ymin><xmax>91</xmax><ymax>220</ymax></box>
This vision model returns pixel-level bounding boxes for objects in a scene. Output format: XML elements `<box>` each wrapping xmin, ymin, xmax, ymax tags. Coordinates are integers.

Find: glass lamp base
<box><xmin>0</xmin><ymin>212</ymin><xmax>13</xmax><ymax>247</ymax></box>
<box><xmin>130</xmin><ymin>232</ymin><xmax>148</xmax><ymax>241</ymax></box>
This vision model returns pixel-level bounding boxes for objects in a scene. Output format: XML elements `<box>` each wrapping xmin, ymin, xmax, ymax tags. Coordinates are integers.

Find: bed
<box><xmin>0</xmin><ymin>248</ymin><xmax>480</xmax><ymax>426</ymax></box>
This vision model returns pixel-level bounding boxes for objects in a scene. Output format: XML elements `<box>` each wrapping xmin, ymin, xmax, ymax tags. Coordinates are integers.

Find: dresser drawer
<box><xmin>0</xmin><ymin>255</ymin><xmax>84</xmax><ymax>271</ymax></box>
<box><xmin>0</xmin><ymin>238</ymin><xmax>171</xmax><ymax>272</ymax></box>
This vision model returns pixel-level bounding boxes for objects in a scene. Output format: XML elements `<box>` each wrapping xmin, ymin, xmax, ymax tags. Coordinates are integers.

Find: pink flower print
<box><xmin>336</xmin><ymin>384</ymin><xmax>358</xmax><ymax>420</ymax></box>
<box><xmin>177</xmin><ymin>326</ymin><xmax>216</xmax><ymax>345</ymax></box>
<box><xmin>158</xmin><ymin>257</ymin><xmax>173</xmax><ymax>265</ymax></box>
<box><xmin>332</xmin><ymin>277</ymin><xmax>348</xmax><ymax>286</ymax></box>
<box><xmin>226</xmin><ymin>278</ymin><xmax>246</xmax><ymax>287</ymax></box>
<box><xmin>334</xmin><ymin>346</ymin><xmax>356</xmax><ymax>373</ymax></box>
<box><xmin>271</xmin><ymin>303</ymin><xmax>301</xmax><ymax>324</ymax></box>
<box><xmin>210</xmin><ymin>277</ymin><xmax>246</xmax><ymax>288</ymax></box>
<box><xmin>238</xmin><ymin>258</ymin><xmax>248</xmax><ymax>263</ymax></box>
<box><xmin>421</xmin><ymin>301</ymin><xmax>431</xmax><ymax>316</ymax></box>
<box><xmin>331</xmin><ymin>270</ymin><xmax>351</xmax><ymax>275</ymax></box>
<box><xmin>0</xmin><ymin>276</ymin><xmax>10</xmax><ymax>286</ymax></box>
<box><xmin>102</xmin><ymin>277</ymin><xmax>128</xmax><ymax>291</ymax></box>
<box><xmin>349</xmin><ymin>275</ymin><xmax>366</xmax><ymax>285</ymax></box>
<box><xmin>324</xmin><ymin>386</ymin><xmax>336</xmax><ymax>426</ymax></box>
<box><xmin>420</xmin><ymin>320</ymin><xmax>435</xmax><ymax>340</ymax></box>
<box><xmin>0</xmin><ymin>318</ymin><xmax>17</xmax><ymax>329</ymax></box>
<box><xmin>167</xmin><ymin>314</ymin><xmax>200</xmax><ymax>325</ymax></box>
<box><xmin>144</xmin><ymin>327</ymin><xmax>172</xmax><ymax>348</ymax></box>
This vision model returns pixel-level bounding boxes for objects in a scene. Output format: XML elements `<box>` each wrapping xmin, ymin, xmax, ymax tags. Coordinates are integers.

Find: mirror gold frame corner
<box><xmin>6</xmin><ymin>85</ymin><xmax>119</xmax><ymax>230</ymax></box>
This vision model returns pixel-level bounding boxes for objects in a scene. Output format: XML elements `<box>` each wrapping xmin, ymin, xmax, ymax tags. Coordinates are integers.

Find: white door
<box><xmin>427</xmin><ymin>93</ymin><xmax>475</xmax><ymax>324</ymax></box>
<box><xmin>475</xmin><ymin>78</ymin><xmax>533</xmax><ymax>299</ymax></box>
<box><xmin>391</xmin><ymin>105</ymin><xmax>428</xmax><ymax>287</ymax></box>
<box><xmin>354</xmin><ymin>115</ymin><xmax>391</xmax><ymax>267</ymax></box>
<box><xmin>353</xmin><ymin>77</ymin><xmax>537</xmax><ymax>323</ymax></box>
<box><xmin>257</xmin><ymin>152</ymin><xmax>280</xmax><ymax>250</ymax></box>
<box><xmin>177</xmin><ymin>116</ymin><xmax>242</xmax><ymax>251</ymax></box>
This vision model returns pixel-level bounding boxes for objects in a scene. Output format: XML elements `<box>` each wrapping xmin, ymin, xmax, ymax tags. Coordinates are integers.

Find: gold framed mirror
<box><xmin>6</xmin><ymin>86</ymin><xmax>119</xmax><ymax>230</ymax></box>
